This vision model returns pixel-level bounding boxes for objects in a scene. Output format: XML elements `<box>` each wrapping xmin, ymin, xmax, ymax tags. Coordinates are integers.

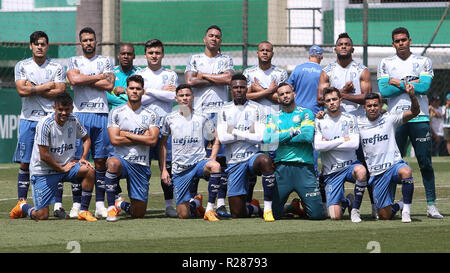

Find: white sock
<box><xmin>72</xmin><ymin>202</ymin><xmax>81</xmax><ymax>209</ymax></box>
<box><xmin>165</xmin><ymin>199</ymin><xmax>174</xmax><ymax>208</ymax></box>
<box><xmin>54</xmin><ymin>202</ymin><xmax>62</xmax><ymax>211</ymax></box>
<box><xmin>403</xmin><ymin>203</ymin><xmax>411</xmax><ymax>213</ymax></box>
<box><xmin>264</xmin><ymin>201</ymin><xmax>272</xmax><ymax>212</ymax></box>
<box><xmin>206</xmin><ymin>202</ymin><xmax>215</xmax><ymax>212</ymax></box>
<box><xmin>96</xmin><ymin>201</ymin><xmax>105</xmax><ymax>209</ymax></box>
<box><xmin>217</xmin><ymin>198</ymin><xmax>225</xmax><ymax>208</ymax></box>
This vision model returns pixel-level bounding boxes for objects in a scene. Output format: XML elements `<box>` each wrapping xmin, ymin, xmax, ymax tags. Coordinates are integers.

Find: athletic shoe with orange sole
<box><xmin>10</xmin><ymin>200</ymin><xmax>26</xmax><ymax>219</ymax></box>
<box><xmin>194</xmin><ymin>194</ymin><xmax>205</xmax><ymax>217</ymax></box>
<box><xmin>78</xmin><ymin>211</ymin><xmax>98</xmax><ymax>222</ymax></box>
<box><xmin>203</xmin><ymin>210</ymin><xmax>220</xmax><ymax>222</ymax></box>
<box><xmin>106</xmin><ymin>207</ymin><xmax>120</xmax><ymax>222</ymax></box>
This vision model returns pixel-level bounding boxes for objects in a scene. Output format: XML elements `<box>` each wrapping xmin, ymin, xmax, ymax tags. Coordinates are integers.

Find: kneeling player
<box><xmin>105</xmin><ymin>75</ymin><xmax>160</xmax><ymax>222</ymax></box>
<box><xmin>10</xmin><ymin>93</ymin><xmax>96</xmax><ymax>221</ymax></box>
<box><xmin>160</xmin><ymin>84</ymin><xmax>226</xmax><ymax>221</ymax></box>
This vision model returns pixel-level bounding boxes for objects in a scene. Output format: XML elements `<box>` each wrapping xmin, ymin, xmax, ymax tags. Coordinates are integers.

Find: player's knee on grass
<box><xmin>229</xmin><ymin>195</ymin><xmax>247</xmax><ymax>218</ymax></box>
<box><xmin>378</xmin><ymin>206</ymin><xmax>392</xmax><ymax>220</ymax></box>
<box><xmin>176</xmin><ymin>203</ymin><xmax>191</xmax><ymax>219</ymax></box>
<box><xmin>328</xmin><ymin>205</ymin><xmax>342</xmax><ymax>220</ymax></box>
<box><xmin>35</xmin><ymin>207</ymin><xmax>50</xmax><ymax>220</ymax></box>
<box><xmin>130</xmin><ymin>199</ymin><xmax>147</xmax><ymax>218</ymax></box>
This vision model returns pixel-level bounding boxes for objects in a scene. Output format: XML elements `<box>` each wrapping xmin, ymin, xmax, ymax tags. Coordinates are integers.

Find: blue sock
<box><xmin>207</xmin><ymin>172</ymin><xmax>221</xmax><ymax>203</ymax></box>
<box><xmin>262</xmin><ymin>173</ymin><xmax>276</xmax><ymax>201</ymax></box>
<box><xmin>246</xmin><ymin>203</ymin><xmax>254</xmax><ymax>217</ymax></box>
<box><xmin>95</xmin><ymin>170</ymin><xmax>106</xmax><ymax>202</ymax></box>
<box><xmin>161</xmin><ymin>180</ymin><xmax>174</xmax><ymax>200</ymax></box>
<box><xmin>189</xmin><ymin>176</ymin><xmax>200</xmax><ymax>198</ymax></box>
<box><xmin>17</xmin><ymin>168</ymin><xmax>30</xmax><ymax>200</ymax></box>
<box><xmin>246</xmin><ymin>174</ymin><xmax>257</xmax><ymax>202</ymax></box>
<box><xmin>71</xmin><ymin>180</ymin><xmax>82</xmax><ymax>204</ymax></box>
<box><xmin>105</xmin><ymin>171</ymin><xmax>119</xmax><ymax>207</ymax></box>
<box><xmin>353</xmin><ymin>180</ymin><xmax>367</xmax><ymax>210</ymax></box>
<box><xmin>80</xmin><ymin>189</ymin><xmax>93</xmax><ymax>211</ymax></box>
<box><xmin>119</xmin><ymin>201</ymin><xmax>131</xmax><ymax>214</ymax></box>
<box><xmin>341</xmin><ymin>198</ymin><xmax>350</xmax><ymax>214</ymax></box>
<box><xmin>401</xmin><ymin>177</ymin><xmax>414</xmax><ymax>204</ymax></box>
<box><xmin>391</xmin><ymin>202</ymin><xmax>403</xmax><ymax>219</ymax></box>
<box><xmin>218</xmin><ymin>172</ymin><xmax>228</xmax><ymax>199</ymax></box>
<box><xmin>55</xmin><ymin>182</ymin><xmax>64</xmax><ymax>203</ymax></box>
<box><xmin>21</xmin><ymin>203</ymin><xmax>35</xmax><ymax>219</ymax></box>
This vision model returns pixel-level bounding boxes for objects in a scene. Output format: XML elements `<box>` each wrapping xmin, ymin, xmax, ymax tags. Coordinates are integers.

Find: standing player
<box><xmin>242</xmin><ymin>40</ymin><xmax>287</xmax><ymax>209</ymax></box>
<box><xmin>160</xmin><ymin>84</ymin><xmax>225</xmax><ymax>221</ymax></box>
<box><xmin>263</xmin><ymin>83</ymin><xmax>324</xmax><ymax>220</ymax></box>
<box><xmin>377</xmin><ymin>27</ymin><xmax>442</xmax><ymax>218</ymax></box>
<box><xmin>314</xmin><ymin>87</ymin><xmax>368</xmax><ymax>222</ymax></box>
<box><xmin>104</xmin><ymin>75</ymin><xmax>160</xmax><ymax>222</ymax></box>
<box><xmin>185</xmin><ymin>25</ymin><xmax>234</xmax><ymax>216</ymax></box>
<box><xmin>135</xmin><ymin>39</ymin><xmax>178</xmax><ymax>218</ymax></box>
<box><xmin>66</xmin><ymin>27</ymin><xmax>115</xmax><ymax>218</ymax></box>
<box><xmin>107</xmin><ymin>43</ymin><xmax>140</xmax><ymax>110</ymax></box>
<box><xmin>358</xmin><ymin>82</ymin><xmax>419</xmax><ymax>222</ymax></box>
<box><xmin>217</xmin><ymin>74</ymin><xmax>276</xmax><ymax>222</ymax></box>
<box><xmin>10</xmin><ymin>93</ymin><xmax>97</xmax><ymax>222</ymax></box>
<box><xmin>11</xmin><ymin>31</ymin><xmax>67</xmax><ymax>218</ymax></box>
<box><xmin>317</xmin><ymin>32</ymin><xmax>377</xmax><ymax>217</ymax></box>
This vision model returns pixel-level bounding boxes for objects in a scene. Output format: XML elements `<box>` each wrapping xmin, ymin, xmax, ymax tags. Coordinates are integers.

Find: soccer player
<box><xmin>317</xmin><ymin>32</ymin><xmax>377</xmax><ymax>217</ymax></box>
<box><xmin>377</xmin><ymin>27</ymin><xmax>443</xmax><ymax>219</ymax></box>
<box><xmin>11</xmin><ymin>31</ymin><xmax>67</xmax><ymax>218</ymax></box>
<box><xmin>135</xmin><ymin>39</ymin><xmax>178</xmax><ymax>218</ymax></box>
<box><xmin>185</xmin><ymin>25</ymin><xmax>234</xmax><ymax>217</ymax></box>
<box><xmin>107</xmin><ymin>43</ymin><xmax>140</xmax><ymax>110</ymax></box>
<box><xmin>314</xmin><ymin>87</ymin><xmax>368</xmax><ymax>222</ymax></box>
<box><xmin>10</xmin><ymin>93</ymin><xmax>97</xmax><ymax>222</ymax></box>
<box><xmin>66</xmin><ymin>27</ymin><xmax>115</xmax><ymax>219</ymax></box>
<box><xmin>359</xmin><ymin>82</ymin><xmax>418</xmax><ymax>222</ymax></box>
<box><xmin>160</xmin><ymin>84</ymin><xmax>225</xmax><ymax>221</ymax></box>
<box><xmin>104</xmin><ymin>75</ymin><xmax>160</xmax><ymax>222</ymax></box>
<box><xmin>217</xmin><ymin>73</ymin><xmax>276</xmax><ymax>221</ymax></box>
<box><xmin>263</xmin><ymin>83</ymin><xmax>324</xmax><ymax>220</ymax></box>
<box><xmin>444</xmin><ymin>94</ymin><xmax>450</xmax><ymax>155</ymax></box>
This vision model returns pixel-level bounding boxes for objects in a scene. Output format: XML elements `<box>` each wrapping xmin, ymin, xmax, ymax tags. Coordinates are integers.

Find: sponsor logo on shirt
<box><xmin>50</xmin><ymin>143</ymin><xmax>74</xmax><ymax>155</ymax></box>
<box><xmin>362</xmin><ymin>134</ymin><xmax>388</xmax><ymax>146</ymax></box>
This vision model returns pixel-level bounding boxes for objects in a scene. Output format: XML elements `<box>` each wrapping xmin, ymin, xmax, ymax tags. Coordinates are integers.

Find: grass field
<box><xmin>1</xmin><ymin>157</ymin><xmax>449</xmax><ymax>254</ymax></box>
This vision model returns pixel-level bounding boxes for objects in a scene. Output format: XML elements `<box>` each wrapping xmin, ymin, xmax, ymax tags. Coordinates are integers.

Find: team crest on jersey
<box><xmin>45</xmin><ymin>69</ymin><xmax>52</xmax><ymax>80</ymax></box>
<box><xmin>292</xmin><ymin>115</ymin><xmax>301</xmax><ymax>123</ymax></box>
<box><xmin>67</xmin><ymin>127</ymin><xmax>73</xmax><ymax>139</ymax></box>
<box><xmin>162</xmin><ymin>74</ymin><xmax>168</xmax><ymax>84</ymax></box>
<box><xmin>97</xmin><ymin>61</ymin><xmax>104</xmax><ymax>71</ymax></box>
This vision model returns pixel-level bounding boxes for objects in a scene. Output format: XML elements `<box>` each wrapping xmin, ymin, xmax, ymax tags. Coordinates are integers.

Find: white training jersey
<box><xmin>14</xmin><ymin>57</ymin><xmax>66</xmax><ymax>121</ymax></box>
<box><xmin>315</xmin><ymin>112</ymin><xmax>359</xmax><ymax>176</ymax></box>
<box><xmin>108</xmin><ymin>104</ymin><xmax>160</xmax><ymax>167</ymax></box>
<box><xmin>217</xmin><ymin>100</ymin><xmax>265</xmax><ymax>165</ymax></box>
<box><xmin>357</xmin><ymin>112</ymin><xmax>404</xmax><ymax>176</ymax></box>
<box><xmin>323</xmin><ymin>60</ymin><xmax>367</xmax><ymax>116</ymax></box>
<box><xmin>161</xmin><ymin>109</ymin><xmax>215</xmax><ymax>174</ymax></box>
<box><xmin>185</xmin><ymin>53</ymin><xmax>234</xmax><ymax>114</ymax></box>
<box><xmin>242</xmin><ymin>64</ymin><xmax>287</xmax><ymax>115</ymax></box>
<box><xmin>30</xmin><ymin>114</ymin><xmax>87</xmax><ymax>176</ymax></box>
<box><xmin>377</xmin><ymin>53</ymin><xmax>433</xmax><ymax>117</ymax></box>
<box><xmin>135</xmin><ymin>66</ymin><xmax>178</xmax><ymax>116</ymax></box>
<box><xmin>67</xmin><ymin>55</ymin><xmax>114</xmax><ymax>114</ymax></box>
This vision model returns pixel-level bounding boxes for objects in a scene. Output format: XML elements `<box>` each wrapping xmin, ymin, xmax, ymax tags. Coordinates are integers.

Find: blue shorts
<box><xmin>13</xmin><ymin>119</ymin><xmax>38</xmax><ymax>163</ymax></box>
<box><xmin>150</xmin><ymin>135</ymin><xmax>172</xmax><ymax>162</ymax></box>
<box><xmin>31</xmin><ymin>163</ymin><xmax>81</xmax><ymax>210</ymax></box>
<box><xmin>324</xmin><ymin>161</ymin><xmax>362</xmax><ymax>206</ymax></box>
<box><xmin>369</xmin><ymin>160</ymin><xmax>410</xmax><ymax>210</ymax></box>
<box><xmin>75</xmin><ymin>113</ymin><xmax>111</xmax><ymax>159</ymax></box>
<box><xmin>225</xmin><ymin>153</ymin><xmax>261</xmax><ymax>197</ymax></box>
<box><xmin>112</xmin><ymin>154</ymin><xmax>151</xmax><ymax>203</ymax></box>
<box><xmin>172</xmin><ymin>159</ymin><xmax>210</xmax><ymax>205</ymax></box>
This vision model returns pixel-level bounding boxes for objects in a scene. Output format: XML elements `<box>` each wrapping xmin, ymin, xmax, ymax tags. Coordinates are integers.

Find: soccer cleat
<box><xmin>69</xmin><ymin>206</ymin><xmax>80</xmax><ymax>218</ymax></box>
<box><xmin>78</xmin><ymin>211</ymin><xmax>98</xmax><ymax>222</ymax></box>
<box><xmin>194</xmin><ymin>194</ymin><xmax>205</xmax><ymax>217</ymax></box>
<box><xmin>106</xmin><ymin>207</ymin><xmax>120</xmax><ymax>222</ymax></box>
<box><xmin>10</xmin><ymin>200</ymin><xmax>26</xmax><ymax>219</ymax></box>
<box><xmin>94</xmin><ymin>206</ymin><xmax>108</xmax><ymax>218</ymax></box>
<box><xmin>54</xmin><ymin>208</ymin><xmax>70</xmax><ymax>219</ymax></box>
<box><xmin>251</xmin><ymin>199</ymin><xmax>263</xmax><ymax>217</ymax></box>
<box><xmin>203</xmin><ymin>210</ymin><xmax>220</xmax><ymax>222</ymax></box>
<box><xmin>401</xmin><ymin>210</ymin><xmax>411</xmax><ymax>223</ymax></box>
<box><xmin>291</xmin><ymin>198</ymin><xmax>306</xmax><ymax>218</ymax></box>
<box><xmin>216</xmin><ymin>205</ymin><xmax>231</xmax><ymax>218</ymax></box>
<box><xmin>263</xmin><ymin>210</ymin><xmax>275</xmax><ymax>222</ymax></box>
<box><xmin>427</xmin><ymin>204</ymin><xmax>444</xmax><ymax>219</ymax></box>
<box><xmin>165</xmin><ymin>206</ymin><xmax>178</xmax><ymax>218</ymax></box>
<box><xmin>351</xmin><ymin>208</ymin><xmax>362</xmax><ymax>223</ymax></box>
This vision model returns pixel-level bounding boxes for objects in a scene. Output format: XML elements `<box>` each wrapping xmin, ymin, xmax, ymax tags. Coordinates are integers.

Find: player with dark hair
<box><xmin>217</xmin><ymin>73</ymin><xmax>276</xmax><ymax>221</ymax></box>
<box><xmin>66</xmin><ymin>27</ymin><xmax>115</xmax><ymax>219</ymax></box>
<box><xmin>11</xmin><ymin>31</ymin><xmax>67</xmax><ymax>219</ymax></box>
<box><xmin>358</xmin><ymin>82</ymin><xmax>419</xmax><ymax>222</ymax></box>
<box><xmin>10</xmin><ymin>92</ymin><xmax>97</xmax><ymax>222</ymax></box>
<box><xmin>104</xmin><ymin>74</ymin><xmax>160</xmax><ymax>222</ymax></box>
<box><xmin>377</xmin><ymin>27</ymin><xmax>443</xmax><ymax>219</ymax></box>
<box><xmin>135</xmin><ymin>39</ymin><xmax>179</xmax><ymax>217</ymax></box>
<box><xmin>160</xmin><ymin>84</ymin><xmax>225</xmax><ymax>221</ymax></box>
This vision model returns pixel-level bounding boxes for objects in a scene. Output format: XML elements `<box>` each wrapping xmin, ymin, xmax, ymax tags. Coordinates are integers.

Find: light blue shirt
<box><xmin>288</xmin><ymin>62</ymin><xmax>323</xmax><ymax>115</ymax></box>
